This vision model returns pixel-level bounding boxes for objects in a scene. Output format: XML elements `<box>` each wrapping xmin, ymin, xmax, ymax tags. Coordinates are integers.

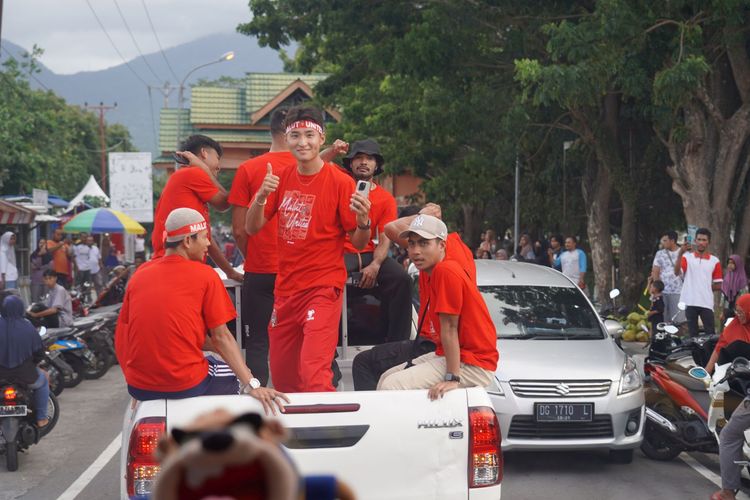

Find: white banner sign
<box><xmin>109</xmin><ymin>152</ymin><xmax>153</xmax><ymax>223</ymax></box>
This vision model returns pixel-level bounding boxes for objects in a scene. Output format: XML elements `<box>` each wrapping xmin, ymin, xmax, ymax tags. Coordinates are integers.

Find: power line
<box><xmin>111</xmin><ymin>0</ymin><xmax>163</xmax><ymax>82</ymax></box>
<box><xmin>140</xmin><ymin>0</ymin><xmax>179</xmax><ymax>82</ymax></box>
<box><xmin>84</xmin><ymin>0</ymin><xmax>152</xmax><ymax>87</ymax></box>
<box><xmin>0</xmin><ymin>45</ymin><xmax>51</xmax><ymax>91</ymax></box>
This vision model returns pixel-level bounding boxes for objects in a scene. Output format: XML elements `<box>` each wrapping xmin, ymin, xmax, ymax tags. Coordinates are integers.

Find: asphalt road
<box><xmin>2</xmin><ymin>356</ymin><xmax>750</xmax><ymax>500</ymax></box>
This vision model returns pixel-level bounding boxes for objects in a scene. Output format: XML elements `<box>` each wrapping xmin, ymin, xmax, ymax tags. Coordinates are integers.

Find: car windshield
<box><xmin>480</xmin><ymin>285</ymin><xmax>604</xmax><ymax>339</ymax></box>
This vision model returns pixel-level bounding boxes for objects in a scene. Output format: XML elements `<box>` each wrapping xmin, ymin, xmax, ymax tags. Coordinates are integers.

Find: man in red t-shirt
<box><xmin>116</xmin><ymin>208</ymin><xmax>287</xmax><ymax>415</ymax></box>
<box><xmin>229</xmin><ymin>109</ymin><xmax>297</xmax><ymax>386</ymax></box>
<box><xmin>245</xmin><ymin>106</ymin><xmax>372</xmax><ymax>392</ymax></box>
<box><xmin>152</xmin><ymin>134</ymin><xmax>243</xmax><ymax>282</ymax></box>
<box><xmin>351</xmin><ymin>203</ymin><xmax>476</xmax><ymax>390</ymax></box>
<box><xmin>378</xmin><ymin>214</ymin><xmax>498</xmax><ymax>400</ymax></box>
<box><xmin>330</xmin><ymin>139</ymin><xmax>412</xmax><ymax>343</ymax></box>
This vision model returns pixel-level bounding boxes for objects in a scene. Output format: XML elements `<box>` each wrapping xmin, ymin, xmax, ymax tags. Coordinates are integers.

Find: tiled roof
<box><xmin>245</xmin><ymin>73</ymin><xmax>328</xmax><ymax>113</ymax></box>
<box><xmin>190</xmin><ymin>87</ymin><xmax>247</xmax><ymax>124</ymax></box>
<box><xmin>159</xmin><ymin>109</ymin><xmax>193</xmax><ymax>152</ymax></box>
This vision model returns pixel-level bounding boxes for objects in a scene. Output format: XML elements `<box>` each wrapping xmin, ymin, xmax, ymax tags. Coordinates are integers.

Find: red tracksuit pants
<box><xmin>269</xmin><ymin>286</ymin><xmax>342</xmax><ymax>392</ymax></box>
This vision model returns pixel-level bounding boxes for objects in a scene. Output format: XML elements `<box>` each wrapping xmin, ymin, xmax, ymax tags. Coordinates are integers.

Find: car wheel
<box><xmin>609</xmin><ymin>449</ymin><xmax>634</xmax><ymax>464</ymax></box>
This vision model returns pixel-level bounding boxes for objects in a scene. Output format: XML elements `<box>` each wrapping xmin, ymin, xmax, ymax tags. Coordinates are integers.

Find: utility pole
<box><xmin>84</xmin><ymin>102</ymin><xmax>117</xmax><ymax>193</ymax></box>
<box><xmin>148</xmin><ymin>81</ymin><xmax>177</xmax><ymax>107</ymax></box>
<box><xmin>0</xmin><ymin>0</ymin><xmax>5</xmax><ymax>53</ymax></box>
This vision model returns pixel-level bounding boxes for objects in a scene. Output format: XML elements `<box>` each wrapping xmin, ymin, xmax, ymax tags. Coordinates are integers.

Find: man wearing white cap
<box><xmin>378</xmin><ymin>215</ymin><xmax>498</xmax><ymax>400</ymax></box>
<box><xmin>115</xmin><ymin>208</ymin><xmax>287</xmax><ymax>415</ymax></box>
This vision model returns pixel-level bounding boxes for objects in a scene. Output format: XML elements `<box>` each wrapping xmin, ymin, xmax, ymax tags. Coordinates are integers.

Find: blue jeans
<box><xmin>28</xmin><ymin>368</ymin><xmax>49</xmax><ymax>421</ymax></box>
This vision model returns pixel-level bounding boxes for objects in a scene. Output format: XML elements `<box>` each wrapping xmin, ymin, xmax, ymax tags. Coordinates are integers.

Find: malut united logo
<box><xmin>189</xmin><ymin>222</ymin><xmax>206</xmax><ymax>232</ymax></box>
<box><xmin>306</xmin><ymin>309</ymin><xmax>316</xmax><ymax>321</ymax></box>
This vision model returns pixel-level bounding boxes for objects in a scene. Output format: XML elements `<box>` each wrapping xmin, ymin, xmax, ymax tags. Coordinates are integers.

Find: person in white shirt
<box><xmin>650</xmin><ymin>231</ymin><xmax>684</xmax><ymax>323</ymax></box>
<box><xmin>674</xmin><ymin>227</ymin><xmax>723</xmax><ymax>337</ymax></box>
<box><xmin>554</xmin><ymin>236</ymin><xmax>587</xmax><ymax>291</ymax></box>
<box><xmin>86</xmin><ymin>235</ymin><xmax>103</xmax><ymax>292</ymax></box>
<box><xmin>73</xmin><ymin>233</ymin><xmax>91</xmax><ymax>286</ymax></box>
<box><xmin>0</xmin><ymin>231</ymin><xmax>19</xmax><ymax>290</ymax></box>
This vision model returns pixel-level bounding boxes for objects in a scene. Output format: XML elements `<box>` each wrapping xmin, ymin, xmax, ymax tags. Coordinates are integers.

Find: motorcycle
<box><xmin>640</xmin><ymin>321</ymin><xmax>743</xmax><ymax>462</ymax></box>
<box><xmin>0</xmin><ymin>380</ymin><xmax>60</xmax><ymax>471</ymax></box>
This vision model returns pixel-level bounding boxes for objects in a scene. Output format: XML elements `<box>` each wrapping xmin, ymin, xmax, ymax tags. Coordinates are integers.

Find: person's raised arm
<box><xmin>385</xmin><ymin>203</ymin><xmax>442</xmax><ymax>248</ymax></box>
<box><xmin>347</xmin><ymin>192</ymin><xmax>372</xmax><ymax>250</ymax></box>
<box><xmin>674</xmin><ymin>243</ymin><xmax>689</xmax><ymax>277</ymax></box>
<box><xmin>206</xmin><ymin>324</ymin><xmax>289</xmax><ymax>415</ymax></box>
<box><xmin>177</xmin><ymin>150</ymin><xmax>230</xmax><ymax>211</ymax></box>
<box><xmin>320</xmin><ymin>139</ymin><xmax>349</xmax><ymax>163</ymax></box>
<box><xmin>246</xmin><ymin>164</ymin><xmax>278</xmax><ymax>236</ymax></box>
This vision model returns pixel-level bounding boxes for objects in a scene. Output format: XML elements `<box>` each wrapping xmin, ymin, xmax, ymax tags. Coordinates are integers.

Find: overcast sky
<box><xmin>3</xmin><ymin>0</ymin><xmax>252</xmax><ymax>74</ymax></box>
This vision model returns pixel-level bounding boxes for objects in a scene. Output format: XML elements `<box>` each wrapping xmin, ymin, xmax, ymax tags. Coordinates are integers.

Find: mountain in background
<box><xmin>1</xmin><ymin>33</ymin><xmax>286</xmax><ymax>154</ymax></box>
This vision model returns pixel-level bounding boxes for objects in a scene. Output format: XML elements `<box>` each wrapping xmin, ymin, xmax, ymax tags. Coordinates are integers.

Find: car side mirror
<box><xmin>604</xmin><ymin>319</ymin><xmax>623</xmax><ymax>338</ymax></box>
<box><xmin>608</xmin><ymin>289</ymin><xmax>620</xmax><ymax>300</ymax></box>
<box><xmin>38</xmin><ymin>326</ymin><xmax>47</xmax><ymax>337</ymax></box>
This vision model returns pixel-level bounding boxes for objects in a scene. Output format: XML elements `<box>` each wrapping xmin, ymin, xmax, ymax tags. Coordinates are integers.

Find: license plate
<box><xmin>535</xmin><ymin>403</ymin><xmax>593</xmax><ymax>422</ymax></box>
<box><xmin>0</xmin><ymin>405</ymin><xmax>27</xmax><ymax>417</ymax></box>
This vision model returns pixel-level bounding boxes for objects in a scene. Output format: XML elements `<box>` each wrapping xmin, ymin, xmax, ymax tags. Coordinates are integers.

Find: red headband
<box><xmin>162</xmin><ymin>220</ymin><xmax>207</xmax><ymax>242</ymax></box>
<box><xmin>285</xmin><ymin>120</ymin><xmax>324</xmax><ymax>135</ymax></box>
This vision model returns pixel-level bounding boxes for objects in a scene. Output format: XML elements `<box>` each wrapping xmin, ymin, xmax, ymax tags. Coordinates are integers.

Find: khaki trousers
<box><xmin>377</xmin><ymin>352</ymin><xmax>493</xmax><ymax>390</ymax></box>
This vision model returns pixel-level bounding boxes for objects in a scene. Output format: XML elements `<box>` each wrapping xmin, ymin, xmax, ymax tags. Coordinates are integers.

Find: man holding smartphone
<box><xmin>229</xmin><ymin>109</ymin><xmax>296</xmax><ymax>386</ymax></box>
<box><xmin>335</xmin><ymin>140</ymin><xmax>413</xmax><ymax>343</ymax></box>
<box><xmin>245</xmin><ymin>106</ymin><xmax>372</xmax><ymax>393</ymax></box>
<box><xmin>152</xmin><ymin>135</ymin><xmax>243</xmax><ymax>282</ymax></box>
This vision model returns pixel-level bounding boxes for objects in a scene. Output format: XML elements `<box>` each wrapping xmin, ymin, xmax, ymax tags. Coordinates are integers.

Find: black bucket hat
<box><xmin>343</xmin><ymin>139</ymin><xmax>385</xmax><ymax>176</ymax></box>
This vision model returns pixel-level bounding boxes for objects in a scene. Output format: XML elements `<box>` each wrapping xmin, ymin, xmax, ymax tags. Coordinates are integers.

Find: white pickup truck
<box><xmin>119</xmin><ymin>273</ymin><xmax>503</xmax><ymax>499</ymax></box>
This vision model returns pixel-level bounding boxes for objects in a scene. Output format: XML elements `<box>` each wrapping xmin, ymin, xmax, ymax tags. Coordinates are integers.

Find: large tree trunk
<box><xmin>734</xmin><ymin>191</ymin><xmax>750</xmax><ymax>262</ymax></box>
<box><xmin>461</xmin><ymin>203</ymin><xmax>484</xmax><ymax>250</ymax></box>
<box><xmin>618</xmin><ymin>198</ymin><xmax>642</xmax><ymax>305</ymax></box>
<box><xmin>581</xmin><ymin>160</ymin><xmax>613</xmax><ymax>302</ymax></box>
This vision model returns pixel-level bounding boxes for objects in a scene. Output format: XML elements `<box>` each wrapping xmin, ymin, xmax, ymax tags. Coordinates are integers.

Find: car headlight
<box><xmin>486</xmin><ymin>376</ymin><xmax>505</xmax><ymax>396</ymax></box>
<box><xmin>618</xmin><ymin>356</ymin><xmax>642</xmax><ymax>395</ymax></box>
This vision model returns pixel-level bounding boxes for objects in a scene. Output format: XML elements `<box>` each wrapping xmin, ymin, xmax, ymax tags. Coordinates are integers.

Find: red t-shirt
<box><xmin>343</xmin><ymin>183</ymin><xmax>397</xmax><ymax>254</ymax></box>
<box><xmin>228</xmin><ymin>152</ymin><xmax>297</xmax><ymax>273</ymax></box>
<box><xmin>418</xmin><ymin>233</ymin><xmax>475</xmax><ymax>342</ymax></box>
<box><xmin>429</xmin><ymin>259</ymin><xmax>498</xmax><ymax>371</ymax></box>
<box><xmin>151</xmin><ymin>166</ymin><xmax>219</xmax><ymax>258</ymax></box>
<box><xmin>114</xmin><ymin>254</ymin><xmax>236</xmax><ymax>392</ymax></box>
<box><xmin>264</xmin><ymin>162</ymin><xmax>358</xmax><ymax>296</ymax></box>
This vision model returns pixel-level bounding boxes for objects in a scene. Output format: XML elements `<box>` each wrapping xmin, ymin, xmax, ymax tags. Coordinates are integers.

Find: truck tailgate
<box><xmin>166</xmin><ymin>389</ymin><xmax>476</xmax><ymax>500</ymax></box>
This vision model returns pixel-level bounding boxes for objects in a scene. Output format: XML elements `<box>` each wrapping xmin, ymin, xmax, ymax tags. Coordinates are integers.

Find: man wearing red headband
<box><xmin>245</xmin><ymin>106</ymin><xmax>372</xmax><ymax>392</ymax></box>
<box><xmin>116</xmin><ymin>208</ymin><xmax>287</xmax><ymax>415</ymax></box>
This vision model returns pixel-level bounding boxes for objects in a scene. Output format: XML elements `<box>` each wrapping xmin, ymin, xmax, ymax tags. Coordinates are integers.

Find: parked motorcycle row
<box><xmin>0</xmin><ymin>283</ymin><xmax>122</xmax><ymax>472</ymax></box>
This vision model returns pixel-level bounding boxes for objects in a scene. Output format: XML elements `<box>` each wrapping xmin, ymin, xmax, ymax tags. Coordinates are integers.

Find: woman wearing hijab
<box><xmin>0</xmin><ymin>295</ymin><xmax>49</xmax><ymax>427</ymax></box>
<box><xmin>709</xmin><ymin>294</ymin><xmax>750</xmax><ymax>500</ymax></box>
<box><xmin>0</xmin><ymin>231</ymin><xmax>18</xmax><ymax>289</ymax></box>
<box><xmin>721</xmin><ymin>255</ymin><xmax>748</xmax><ymax>324</ymax></box>
<box><xmin>30</xmin><ymin>239</ymin><xmax>52</xmax><ymax>302</ymax></box>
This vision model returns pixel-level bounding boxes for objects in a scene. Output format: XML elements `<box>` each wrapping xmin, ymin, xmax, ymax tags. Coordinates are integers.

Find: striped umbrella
<box><xmin>62</xmin><ymin>208</ymin><xmax>146</xmax><ymax>235</ymax></box>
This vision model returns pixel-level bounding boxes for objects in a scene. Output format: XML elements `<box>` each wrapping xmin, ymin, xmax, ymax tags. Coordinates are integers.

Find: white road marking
<box><xmin>57</xmin><ymin>433</ymin><xmax>122</xmax><ymax>500</ymax></box>
<box><xmin>680</xmin><ymin>452</ymin><xmax>750</xmax><ymax>499</ymax></box>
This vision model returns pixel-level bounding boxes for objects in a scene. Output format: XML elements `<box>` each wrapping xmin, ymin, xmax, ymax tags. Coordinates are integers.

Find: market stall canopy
<box><xmin>0</xmin><ymin>199</ymin><xmax>36</xmax><ymax>224</ymax></box>
<box><xmin>67</xmin><ymin>175</ymin><xmax>110</xmax><ymax>210</ymax></box>
<box><xmin>62</xmin><ymin>208</ymin><xmax>145</xmax><ymax>235</ymax></box>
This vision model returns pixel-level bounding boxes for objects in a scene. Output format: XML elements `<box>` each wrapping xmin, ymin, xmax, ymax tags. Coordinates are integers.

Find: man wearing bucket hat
<box><xmin>116</xmin><ymin>208</ymin><xmax>287</xmax><ymax>415</ymax></box>
<box><xmin>378</xmin><ymin>214</ymin><xmax>498</xmax><ymax>400</ymax></box>
<box><xmin>339</xmin><ymin>139</ymin><xmax>412</xmax><ymax>343</ymax></box>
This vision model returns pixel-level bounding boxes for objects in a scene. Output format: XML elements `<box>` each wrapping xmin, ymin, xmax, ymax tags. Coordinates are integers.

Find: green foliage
<box><xmin>0</xmin><ymin>49</ymin><xmax>136</xmax><ymax>199</ymax></box>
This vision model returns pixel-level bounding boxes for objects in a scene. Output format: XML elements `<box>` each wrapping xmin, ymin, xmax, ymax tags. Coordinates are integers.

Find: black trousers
<box><xmin>241</xmin><ymin>272</ymin><xmax>276</xmax><ymax>386</ymax></box>
<box><xmin>352</xmin><ymin>337</ymin><xmax>436</xmax><ymax>391</ymax></box>
<box><xmin>40</xmin><ymin>313</ymin><xmax>60</xmax><ymax>329</ymax></box>
<box><xmin>344</xmin><ymin>253</ymin><xmax>413</xmax><ymax>343</ymax></box>
<box><xmin>685</xmin><ymin>305</ymin><xmax>715</xmax><ymax>337</ymax></box>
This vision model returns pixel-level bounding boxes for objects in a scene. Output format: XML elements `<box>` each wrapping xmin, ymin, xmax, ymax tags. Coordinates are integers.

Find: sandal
<box><xmin>710</xmin><ymin>490</ymin><xmax>736</xmax><ymax>500</ymax></box>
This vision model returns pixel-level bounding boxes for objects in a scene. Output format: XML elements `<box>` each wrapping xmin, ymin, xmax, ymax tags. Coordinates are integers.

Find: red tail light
<box><xmin>3</xmin><ymin>386</ymin><xmax>17</xmax><ymax>402</ymax></box>
<box><xmin>127</xmin><ymin>417</ymin><xmax>165</xmax><ymax>498</ymax></box>
<box><xmin>468</xmin><ymin>406</ymin><xmax>503</xmax><ymax>488</ymax></box>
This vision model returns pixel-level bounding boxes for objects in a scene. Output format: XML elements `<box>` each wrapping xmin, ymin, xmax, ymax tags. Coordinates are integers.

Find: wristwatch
<box><xmin>240</xmin><ymin>378</ymin><xmax>261</xmax><ymax>394</ymax></box>
<box><xmin>443</xmin><ymin>373</ymin><xmax>461</xmax><ymax>383</ymax></box>
<box><xmin>357</xmin><ymin>219</ymin><xmax>371</xmax><ymax>230</ymax></box>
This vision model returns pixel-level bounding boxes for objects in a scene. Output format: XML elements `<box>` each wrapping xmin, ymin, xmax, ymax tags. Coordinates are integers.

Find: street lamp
<box><xmin>175</xmin><ymin>51</ymin><xmax>235</xmax><ymax>152</ymax></box>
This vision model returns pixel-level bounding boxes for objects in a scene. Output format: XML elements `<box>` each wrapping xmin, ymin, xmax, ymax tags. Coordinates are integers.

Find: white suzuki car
<box><xmin>475</xmin><ymin>260</ymin><xmax>644</xmax><ymax>463</ymax></box>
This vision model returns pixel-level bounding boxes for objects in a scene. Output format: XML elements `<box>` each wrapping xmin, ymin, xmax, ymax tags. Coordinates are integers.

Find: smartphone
<box><xmin>349</xmin><ymin>271</ymin><xmax>363</xmax><ymax>286</ymax></box>
<box><xmin>172</xmin><ymin>152</ymin><xmax>189</xmax><ymax>165</ymax></box>
<box><xmin>355</xmin><ymin>180</ymin><xmax>371</xmax><ymax>199</ymax></box>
